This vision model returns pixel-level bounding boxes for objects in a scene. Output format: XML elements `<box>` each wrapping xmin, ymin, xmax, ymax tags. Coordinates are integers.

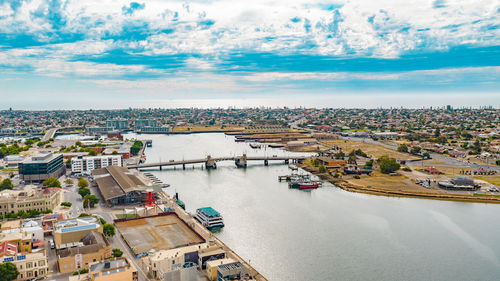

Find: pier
<box><xmin>128</xmin><ymin>154</ymin><xmax>308</xmax><ymax>169</ymax></box>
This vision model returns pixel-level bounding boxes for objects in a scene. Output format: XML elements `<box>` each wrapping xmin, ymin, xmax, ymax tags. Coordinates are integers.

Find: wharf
<box><xmin>278</xmin><ymin>174</ymin><xmax>310</xmax><ymax>182</ymax></box>
<box><xmin>156</xmin><ymin>190</ymin><xmax>268</xmax><ymax>281</ymax></box>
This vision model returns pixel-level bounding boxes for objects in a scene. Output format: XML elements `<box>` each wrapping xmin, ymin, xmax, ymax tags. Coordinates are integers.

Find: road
<box><xmin>41</xmin><ymin>128</ymin><xmax>58</xmax><ymax>142</ymax></box>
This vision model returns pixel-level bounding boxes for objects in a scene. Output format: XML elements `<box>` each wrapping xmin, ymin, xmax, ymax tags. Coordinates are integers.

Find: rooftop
<box><xmin>92</xmin><ymin>166</ymin><xmax>146</xmax><ymax>201</ymax></box>
<box><xmin>199</xmin><ymin>207</ymin><xmax>220</xmax><ymax>217</ymax></box>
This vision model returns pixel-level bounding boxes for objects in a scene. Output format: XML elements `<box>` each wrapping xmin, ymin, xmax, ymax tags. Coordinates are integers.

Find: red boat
<box><xmin>298</xmin><ymin>181</ymin><xmax>320</xmax><ymax>190</ymax></box>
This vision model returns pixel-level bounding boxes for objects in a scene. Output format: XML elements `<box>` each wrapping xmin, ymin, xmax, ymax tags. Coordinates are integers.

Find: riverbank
<box><xmin>299</xmin><ymin>164</ymin><xmax>500</xmax><ymax>204</ymax></box>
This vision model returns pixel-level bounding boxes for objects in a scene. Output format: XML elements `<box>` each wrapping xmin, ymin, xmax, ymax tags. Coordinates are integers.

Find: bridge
<box><xmin>41</xmin><ymin>128</ymin><xmax>59</xmax><ymax>142</ymax></box>
<box><xmin>128</xmin><ymin>154</ymin><xmax>309</xmax><ymax>170</ymax></box>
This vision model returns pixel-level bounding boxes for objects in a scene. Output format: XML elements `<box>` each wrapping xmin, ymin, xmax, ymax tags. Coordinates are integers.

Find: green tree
<box><xmin>78</xmin><ymin>177</ymin><xmax>89</xmax><ymax>188</ymax></box>
<box><xmin>83</xmin><ymin>195</ymin><xmax>100</xmax><ymax>208</ymax></box>
<box><xmin>78</xmin><ymin>213</ymin><xmax>92</xmax><ymax>218</ymax></box>
<box><xmin>130</xmin><ymin>140</ymin><xmax>143</xmax><ymax>155</ymax></box>
<box><xmin>397</xmin><ymin>144</ymin><xmax>409</xmax><ymax>153</ymax></box>
<box><xmin>88</xmin><ymin>150</ymin><xmax>98</xmax><ymax>156</ymax></box>
<box><xmin>111</xmin><ymin>151</ymin><xmax>118</xmax><ymax>155</ymax></box>
<box><xmin>42</xmin><ymin>177</ymin><xmax>61</xmax><ymax>188</ymax></box>
<box><xmin>65</xmin><ymin>178</ymin><xmax>74</xmax><ymax>185</ymax></box>
<box><xmin>112</xmin><ymin>248</ymin><xmax>123</xmax><ymax>257</ymax></box>
<box><xmin>318</xmin><ymin>165</ymin><xmax>327</xmax><ymax>173</ymax></box>
<box><xmin>65</xmin><ymin>158</ymin><xmax>72</xmax><ymax>168</ymax></box>
<box><xmin>78</xmin><ymin>188</ymin><xmax>91</xmax><ymax>198</ymax></box>
<box><xmin>377</xmin><ymin>156</ymin><xmax>401</xmax><ymax>174</ymax></box>
<box><xmin>103</xmin><ymin>223</ymin><xmax>116</xmax><ymax>237</ymax></box>
<box><xmin>0</xmin><ymin>262</ymin><xmax>19</xmax><ymax>281</ymax></box>
<box><xmin>99</xmin><ymin>217</ymin><xmax>107</xmax><ymax>225</ymax></box>
<box><xmin>0</xmin><ymin>178</ymin><xmax>14</xmax><ymax>191</ymax></box>
<box><xmin>410</xmin><ymin>146</ymin><xmax>421</xmax><ymax>155</ymax></box>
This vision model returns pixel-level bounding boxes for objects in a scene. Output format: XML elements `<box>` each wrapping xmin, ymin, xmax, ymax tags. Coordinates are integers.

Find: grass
<box><xmin>473</xmin><ymin>176</ymin><xmax>500</xmax><ymax>186</ymax></box>
<box><xmin>473</xmin><ymin>193</ymin><xmax>500</xmax><ymax>197</ymax></box>
<box><xmin>115</xmin><ymin>213</ymin><xmax>140</xmax><ymax>219</ymax></box>
<box><xmin>0</xmin><ymin>168</ymin><xmax>18</xmax><ymax>172</ymax></box>
<box><xmin>322</xmin><ymin>140</ymin><xmax>420</xmax><ymax>161</ymax></box>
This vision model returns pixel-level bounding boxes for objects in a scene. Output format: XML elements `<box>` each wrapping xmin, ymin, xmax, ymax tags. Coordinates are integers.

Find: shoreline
<box><xmin>299</xmin><ymin>164</ymin><xmax>500</xmax><ymax>204</ymax></box>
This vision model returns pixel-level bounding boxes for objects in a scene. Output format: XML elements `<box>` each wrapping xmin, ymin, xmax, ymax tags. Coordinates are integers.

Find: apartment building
<box><xmin>71</xmin><ymin>155</ymin><xmax>122</xmax><ymax>174</ymax></box>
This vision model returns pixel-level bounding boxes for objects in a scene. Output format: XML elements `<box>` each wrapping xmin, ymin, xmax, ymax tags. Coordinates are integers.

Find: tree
<box><xmin>130</xmin><ymin>140</ymin><xmax>143</xmax><ymax>155</ymax></box>
<box><xmin>377</xmin><ymin>156</ymin><xmax>400</xmax><ymax>174</ymax></box>
<box><xmin>410</xmin><ymin>146</ymin><xmax>421</xmax><ymax>155</ymax></box>
<box><xmin>65</xmin><ymin>178</ymin><xmax>74</xmax><ymax>185</ymax></box>
<box><xmin>422</xmin><ymin>152</ymin><xmax>430</xmax><ymax>159</ymax></box>
<box><xmin>318</xmin><ymin>165</ymin><xmax>327</xmax><ymax>173</ymax></box>
<box><xmin>112</xmin><ymin>248</ymin><xmax>123</xmax><ymax>257</ymax></box>
<box><xmin>0</xmin><ymin>178</ymin><xmax>14</xmax><ymax>191</ymax></box>
<box><xmin>78</xmin><ymin>177</ymin><xmax>89</xmax><ymax>188</ymax></box>
<box><xmin>88</xmin><ymin>150</ymin><xmax>98</xmax><ymax>156</ymax></box>
<box><xmin>65</xmin><ymin>158</ymin><xmax>72</xmax><ymax>168</ymax></box>
<box><xmin>83</xmin><ymin>195</ymin><xmax>99</xmax><ymax>208</ymax></box>
<box><xmin>78</xmin><ymin>188</ymin><xmax>91</xmax><ymax>198</ymax></box>
<box><xmin>111</xmin><ymin>151</ymin><xmax>118</xmax><ymax>155</ymax></box>
<box><xmin>103</xmin><ymin>223</ymin><xmax>115</xmax><ymax>237</ymax></box>
<box><xmin>0</xmin><ymin>262</ymin><xmax>19</xmax><ymax>281</ymax></box>
<box><xmin>397</xmin><ymin>144</ymin><xmax>409</xmax><ymax>153</ymax></box>
<box><xmin>43</xmin><ymin>177</ymin><xmax>61</xmax><ymax>188</ymax></box>
<box><xmin>78</xmin><ymin>213</ymin><xmax>92</xmax><ymax>217</ymax></box>
<box><xmin>434</xmin><ymin>127</ymin><xmax>441</xmax><ymax>138</ymax></box>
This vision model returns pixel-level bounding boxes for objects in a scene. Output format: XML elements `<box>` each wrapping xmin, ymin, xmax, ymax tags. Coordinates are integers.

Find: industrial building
<box><xmin>71</xmin><ymin>155</ymin><xmax>122</xmax><ymax>175</ymax></box>
<box><xmin>91</xmin><ymin>166</ymin><xmax>151</xmax><ymax>206</ymax></box>
<box><xmin>18</xmin><ymin>152</ymin><xmax>65</xmax><ymax>182</ymax></box>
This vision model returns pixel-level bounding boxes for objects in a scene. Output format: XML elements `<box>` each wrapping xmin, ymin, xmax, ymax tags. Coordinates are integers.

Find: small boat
<box><xmin>298</xmin><ymin>181</ymin><xmax>320</xmax><ymax>190</ymax></box>
<box><xmin>194</xmin><ymin>207</ymin><xmax>224</xmax><ymax>231</ymax></box>
<box><xmin>268</xmin><ymin>144</ymin><xmax>284</xmax><ymax>148</ymax></box>
<box><xmin>176</xmin><ymin>200</ymin><xmax>185</xmax><ymax>210</ymax></box>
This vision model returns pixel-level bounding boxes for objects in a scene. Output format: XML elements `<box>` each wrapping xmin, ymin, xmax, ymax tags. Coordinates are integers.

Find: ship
<box><xmin>194</xmin><ymin>207</ymin><xmax>224</xmax><ymax>231</ymax></box>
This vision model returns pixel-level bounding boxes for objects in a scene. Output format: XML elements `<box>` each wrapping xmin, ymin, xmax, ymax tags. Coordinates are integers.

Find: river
<box><xmin>125</xmin><ymin>133</ymin><xmax>500</xmax><ymax>281</ymax></box>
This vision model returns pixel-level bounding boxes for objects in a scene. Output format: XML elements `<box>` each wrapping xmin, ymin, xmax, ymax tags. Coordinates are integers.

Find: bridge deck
<box><xmin>128</xmin><ymin>155</ymin><xmax>308</xmax><ymax>168</ymax></box>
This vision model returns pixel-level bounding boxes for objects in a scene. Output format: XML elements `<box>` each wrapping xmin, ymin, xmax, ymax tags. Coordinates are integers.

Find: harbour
<box><xmin>127</xmin><ymin>132</ymin><xmax>500</xmax><ymax>281</ymax></box>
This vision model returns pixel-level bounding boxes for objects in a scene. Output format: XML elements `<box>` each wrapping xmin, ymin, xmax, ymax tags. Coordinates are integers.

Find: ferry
<box><xmin>194</xmin><ymin>207</ymin><xmax>224</xmax><ymax>230</ymax></box>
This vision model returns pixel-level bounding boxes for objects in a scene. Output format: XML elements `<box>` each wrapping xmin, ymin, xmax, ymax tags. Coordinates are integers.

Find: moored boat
<box><xmin>194</xmin><ymin>207</ymin><xmax>224</xmax><ymax>230</ymax></box>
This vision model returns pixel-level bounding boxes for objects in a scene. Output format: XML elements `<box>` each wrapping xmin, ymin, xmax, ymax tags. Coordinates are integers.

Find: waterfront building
<box><xmin>0</xmin><ymin>186</ymin><xmax>61</xmax><ymax>215</ymax></box>
<box><xmin>0</xmin><ymin>251</ymin><xmax>49</xmax><ymax>281</ymax></box>
<box><xmin>134</xmin><ymin>119</ymin><xmax>157</xmax><ymax>130</ymax></box>
<box><xmin>86</xmin><ymin>126</ymin><xmax>108</xmax><ymax>135</ymax></box>
<box><xmin>68</xmin><ymin>257</ymin><xmax>138</xmax><ymax>281</ymax></box>
<box><xmin>106</xmin><ymin>120</ymin><xmax>129</xmax><ymax>130</ymax></box>
<box><xmin>216</xmin><ymin>261</ymin><xmax>249</xmax><ymax>281</ymax></box>
<box><xmin>91</xmin><ymin>166</ymin><xmax>149</xmax><ymax>206</ymax></box>
<box><xmin>71</xmin><ymin>155</ymin><xmax>122</xmax><ymax>175</ymax></box>
<box><xmin>206</xmin><ymin>258</ymin><xmax>236</xmax><ymax>281</ymax></box>
<box><xmin>145</xmin><ymin>242</ymin><xmax>224</xmax><ymax>279</ymax></box>
<box><xmin>18</xmin><ymin>152</ymin><xmax>65</xmax><ymax>182</ymax></box>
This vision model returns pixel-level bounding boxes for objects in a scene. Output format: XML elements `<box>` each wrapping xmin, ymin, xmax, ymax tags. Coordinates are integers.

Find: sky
<box><xmin>0</xmin><ymin>0</ymin><xmax>499</xmax><ymax>109</ymax></box>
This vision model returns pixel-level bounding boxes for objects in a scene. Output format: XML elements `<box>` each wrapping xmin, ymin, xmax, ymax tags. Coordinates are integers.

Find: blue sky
<box><xmin>0</xmin><ymin>0</ymin><xmax>499</xmax><ymax>109</ymax></box>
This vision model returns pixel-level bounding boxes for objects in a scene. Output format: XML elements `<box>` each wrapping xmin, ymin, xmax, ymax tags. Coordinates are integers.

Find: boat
<box><xmin>249</xmin><ymin>143</ymin><xmax>261</xmax><ymax>149</ymax></box>
<box><xmin>298</xmin><ymin>181</ymin><xmax>320</xmax><ymax>190</ymax></box>
<box><xmin>194</xmin><ymin>207</ymin><xmax>224</xmax><ymax>230</ymax></box>
<box><xmin>176</xmin><ymin>200</ymin><xmax>185</xmax><ymax>210</ymax></box>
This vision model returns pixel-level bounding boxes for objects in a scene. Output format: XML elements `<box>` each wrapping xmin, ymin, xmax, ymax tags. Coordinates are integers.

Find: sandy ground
<box><xmin>322</xmin><ymin>139</ymin><xmax>420</xmax><ymax>161</ymax></box>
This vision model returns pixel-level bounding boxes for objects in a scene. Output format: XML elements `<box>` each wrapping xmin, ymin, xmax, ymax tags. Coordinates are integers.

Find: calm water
<box><xmin>126</xmin><ymin>133</ymin><xmax>500</xmax><ymax>281</ymax></box>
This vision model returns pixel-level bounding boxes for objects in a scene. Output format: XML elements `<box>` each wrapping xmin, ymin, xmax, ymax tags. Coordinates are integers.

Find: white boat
<box><xmin>194</xmin><ymin>207</ymin><xmax>224</xmax><ymax>230</ymax></box>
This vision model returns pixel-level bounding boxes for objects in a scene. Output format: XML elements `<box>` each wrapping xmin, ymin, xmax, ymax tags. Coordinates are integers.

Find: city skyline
<box><xmin>0</xmin><ymin>0</ymin><xmax>499</xmax><ymax>109</ymax></box>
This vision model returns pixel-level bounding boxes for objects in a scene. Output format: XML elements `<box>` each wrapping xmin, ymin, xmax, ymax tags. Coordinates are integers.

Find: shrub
<box><xmin>402</xmin><ymin>167</ymin><xmax>412</xmax><ymax>172</ymax></box>
<box><xmin>61</xmin><ymin>202</ymin><xmax>72</xmax><ymax>207</ymax></box>
<box><xmin>397</xmin><ymin>144</ymin><xmax>409</xmax><ymax>153</ymax></box>
<box><xmin>103</xmin><ymin>223</ymin><xmax>115</xmax><ymax>237</ymax></box>
<box><xmin>353</xmin><ymin>175</ymin><xmax>361</xmax><ymax>179</ymax></box>
<box><xmin>65</xmin><ymin>178</ymin><xmax>74</xmax><ymax>185</ymax></box>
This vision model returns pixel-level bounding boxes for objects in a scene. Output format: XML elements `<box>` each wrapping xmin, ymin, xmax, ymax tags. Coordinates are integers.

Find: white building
<box><xmin>71</xmin><ymin>155</ymin><xmax>122</xmax><ymax>174</ymax></box>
